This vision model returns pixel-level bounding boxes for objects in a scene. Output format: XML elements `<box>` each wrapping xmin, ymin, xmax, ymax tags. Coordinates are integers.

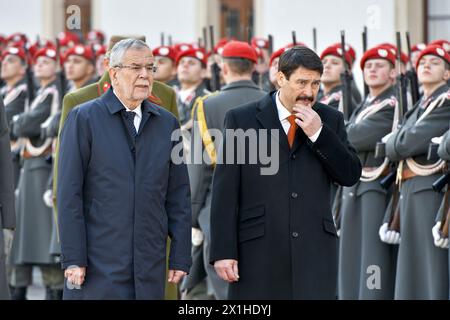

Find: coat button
<box><xmin>292</xmin><ymin>232</ymin><xmax>299</xmax><ymax>238</ymax></box>
<box><xmin>291</xmin><ymin>154</ymin><xmax>296</xmax><ymax>160</ymax></box>
<box><xmin>291</xmin><ymin>192</ymin><xmax>298</xmax><ymax>199</ymax></box>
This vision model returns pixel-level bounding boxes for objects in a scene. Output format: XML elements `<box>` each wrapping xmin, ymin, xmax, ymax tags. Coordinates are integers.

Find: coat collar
<box><xmin>221</xmin><ymin>80</ymin><xmax>260</xmax><ymax>92</ymax></box>
<box><xmin>102</xmin><ymin>86</ymin><xmax>161</xmax><ymax>117</ymax></box>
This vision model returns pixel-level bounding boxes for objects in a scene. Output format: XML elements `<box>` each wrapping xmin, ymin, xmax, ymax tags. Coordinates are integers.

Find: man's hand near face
<box><xmin>293</xmin><ymin>105</ymin><xmax>322</xmax><ymax>138</ymax></box>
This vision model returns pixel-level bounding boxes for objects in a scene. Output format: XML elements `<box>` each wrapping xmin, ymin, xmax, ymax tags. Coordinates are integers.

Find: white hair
<box><xmin>109</xmin><ymin>39</ymin><xmax>150</xmax><ymax>68</ymax></box>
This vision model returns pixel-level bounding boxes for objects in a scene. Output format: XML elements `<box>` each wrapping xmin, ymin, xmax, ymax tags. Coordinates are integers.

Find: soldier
<box><xmin>53</xmin><ymin>35</ymin><xmax>180</xmax><ymax>300</ymax></box>
<box><xmin>63</xmin><ymin>45</ymin><xmax>97</xmax><ymax>92</ymax></box>
<box><xmin>181</xmin><ymin>41</ymin><xmax>265</xmax><ymax>300</ymax></box>
<box><xmin>0</xmin><ymin>96</ymin><xmax>16</xmax><ymax>300</ymax></box>
<box><xmin>338</xmin><ymin>46</ymin><xmax>398</xmax><ymax>299</ymax></box>
<box><xmin>319</xmin><ymin>44</ymin><xmax>358</xmax><ymax>115</ymax></box>
<box><xmin>0</xmin><ymin>47</ymin><xmax>28</xmax><ymax>186</ymax></box>
<box><xmin>251</xmin><ymin>37</ymin><xmax>272</xmax><ymax>92</ymax></box>
<box><xmin>174</xmin><ymin>48</ymin><xmax>209</xmax><ymax>130</ymax></box>
<box><xmin>8</xmin><ymin>47</ymin><xmax>64</xmax><ymax>300</ymax></box>
<box><xmin>382</xmin><ymin>44</ymin><xmax>450</xmax><ymax>299</ymax></box>
<box><xmin>433</xmin><ymin>130</ymin><xmax>450</xmax><ymax>255</ymax></box>
<box><xmin>152</xmin><ymin>45</ymin><xmax>178</xmax><ymax>85</ymax></box>
<box><xmin>92</xmin><ymin>44</ymin><xmax>107</xmax><ymax>80</ymax></box>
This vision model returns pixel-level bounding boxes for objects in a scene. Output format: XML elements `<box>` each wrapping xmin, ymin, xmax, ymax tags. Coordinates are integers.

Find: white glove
<box><xmin>43</xmin><ymin>189</ymin><xmax>53</xmax><ymax>208</ymax></box>
<box><xmin>3</xmin><ymin>229</ymin><xmax>14</xmax><ymax>256</ymax></box>
<box><xmin>432</xmin><ymin>221</ymin><xmax>449</xmax><ymax>249</ymax></box>
<box><xmin>431</xmin><ymin>136</ymin><xmax>444</xmax><ymax>145</ymax></box>
<box><xmin>192</xmin><ymin>227</ymin><xmax>204</xmax><ymax>246</ymax></box>
<box><xmin>336</xmin><ymin>229</ymin><xmax>341</xmax><ymax>238</ymax></box>
<box><xmin>379</xmin><ymin>223</ymin><xmax>401</xmax><ymax>244</ymax></box>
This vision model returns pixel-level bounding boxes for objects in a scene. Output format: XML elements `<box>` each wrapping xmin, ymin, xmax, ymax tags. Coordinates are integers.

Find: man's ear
<box><xmin>443</xmin><ymin>68</ymin><xmax>450</xmax><ymax>82</ymax></box>
<box><xmin>109</xmin><ymin>67</ymin><xmax>117</xmax><ymax>85</ymax></box>
<box><xmin>276</xmin><ymin>71</ymin><xmax>286</xmax><ymax>88</ymax></box>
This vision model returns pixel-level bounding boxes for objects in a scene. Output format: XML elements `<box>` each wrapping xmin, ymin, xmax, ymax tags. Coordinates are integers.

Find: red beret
<box><xmin>87</xmin><ymin>30</ymin><xmax>105</xmax><ymax>43</ymax></box>
<box><xmin>0</xmin><ymin>35</ymin><xmax>5</xmax><ymax>44</ymax></box>
<box><xmin>57</xmin><ymin>31</ymin><xmax>80</xmax><ymax>47</ymax></box>
<box><xmin>251</xmin><ymin>37</ymin><xmax>269</xmax><ymax>49</ymax></box>
<box><xmin>176</xmin><ymin>48</ymin><xmax>207</xmax><ymax>66</ymax></box>
<box><xmin>6</xmin><ymin>33</ymin><xmax>28</xmax><ymax>45</ymax></box>
<box><xmin>92</xmin><ymin>43</ymin><xmax>107</xmax><ymax>56</ymax></box>
<box><xmin>34</xmin><ymin>47</ymin><xmax>58</xmax><ymax>62</ymax></box>
<box><xmin>213</xmin><ymin>38</ymin><xmax>232</xmax><ymax>55</ymax></box>
<box><xmin>1</xmin><ymin>46</ymin><xmax>27</xmax><ymax>62</ymax></box>
<box><xmin>416</xmin><ymin>44</ymin><xmax>450</xmax><ymax>69</ymax></box>
<box><xmin>320</xmin><ymin>45</ymin><xmax>353</xmax><ymax>67</ymax></box>
<box><xmin>270</xmin><ymin>46</ymin><xmax>291</xmax><ymax>67</ymax></box>
<box><xmin>428</xmin><ymin>40</ymin><xmax>450</xmax><ymax>53</ymax></box>
<box><xmin>360</xmin><ymin>46</ymin><xmax>396</xmax><ymax>69</ymax></box>
<box><xmin>63</xmin><ymin>45</ymin><xmax>94</xmax><ymax>62</ymax></box>
<box><xmin>153</xmin><ymin>46</ymin><xmax>178</xmax><ymax>61</ymax></box>
<box><xmin>411</xmin><ymin>43</ymin><xmax>427</xmax><ymax>53</ymax></box>
<box><xmin>174</xmin><ymin>43</ymin><xmax>194</xmax><ymax>53</ymax></box>
<box><xmin>330</xmin><ymin>42</ymin><xmax>356</xmax><ymax>64</ymax></box>
<box><xmin>222</xmin><ymin>41</ymin><xmax>258</xmax><ymax>63</ymax></box>
<box><xmin>377</xmin><ymin>43</ymin><xmax>409</xmax><ymax>64</ymax></box>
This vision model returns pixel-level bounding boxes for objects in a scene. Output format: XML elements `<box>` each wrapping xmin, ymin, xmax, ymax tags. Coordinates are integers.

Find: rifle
<box><xmin>381</xmin><ymin>32</ymin><xmax>408</xmax><ymax>232</ymax></box>
<box><xmin>209</xmin><ymin>25</ymin><xmax>221</xmax><ymax>91</ymax></box>
<box><xmin>292</xmin><ymin>31</ymin><xmax>297</xmax><ymax>46</ymax></box>
<box><xmin>203</xmin><ymin>27</ymin><xmax>208</xmax><ymax>51</ymax></box>
<box><xmin>268</xmin><ymin>34</ymin><xmax>274</xmax><ymax>57</ymax></box>
<box><xmin>55</xmin><ymin>38</ymin><xmax>67</xmax><ymax>101</ymax></box>
<box><xmin>433</xmin><ymin>172</ymin><xmax>450</xmax><ymax>238</ymax></box>
<box><xmin>405</xmin><ymin>31</ymin><xmax>420</xmax><ymax>105</ymax></box>
<box><xmin>362</xmin><ymin>26</ymin><xmax>369</xmax><ymax>98</ymax></box>
<box><xmin>168</xmin><ymin>35</ymin><xmax>173</xmax><ymax>46</ymax></box>
<box><xmin>160</xmin><ymin>32</ymin><xmax>165</xmax><ymax>46</ymax></box>
<box><xmin>340</xmin><ymin>30</ymin><xmax>352</xmax><ymax>121</ymax></box>
<box><xmin>312</xmin><ymin>28</ymin><xmax>317</xmax><ymax>52</ymax></box>
<box><xmin>22</xmin><ymin>43</ymin><xmax>35</xmax><ymax>103</ymax></box>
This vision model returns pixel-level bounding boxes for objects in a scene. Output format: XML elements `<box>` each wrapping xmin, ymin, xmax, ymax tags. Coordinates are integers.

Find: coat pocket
<box><xmin>323</xmin><ymin>218</ymin><xmax>338</xmax><ymax>237</ymax></box>
<box><xmin>238</xmin><ymin>205</ymin><xmax>265</xmax><ymax>243</ymax></box>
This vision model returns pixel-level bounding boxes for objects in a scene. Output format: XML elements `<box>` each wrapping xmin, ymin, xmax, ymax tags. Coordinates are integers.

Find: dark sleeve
<box><xmin>188</xmin><ymin>102</ymin><xmax>214</xmax><ymax>228</ymax></box>
<box><xmin>12</xmin><ymin>94</ymin><xmax>52</xmax><ymax>138</ymax></box>
<box><xmin>209</xmin><ymin>110</ymin><xmax>240</xmax><ymax>264</ymax></box>
<box><xmin>0</xmin><ymin>98</ymin><xmax>16</xmax><ymax>229</ymax></box>
<box><xmin>346</xmin><ymin>105</ymin><xmax>394</xmax><ymax>152</ymax></box>
<box><xmin>5</xmin><ymin>91</ymin><xmax>26</xmax><ymax>139</ymax></box>
<box><xmin>386</xmin><ymin>101</ymin><xmax>450</xmax><ymax>161</ymax></box>
<box><xmin>437</xmin><ymin>128</ymin><xmax>450</xmax><ymax>161</ymax></box>
<box><xmin>57</xmin><ymin>108</ymin><xmax>91</xmax><ymax>269</ymax></box>
<box><xmin>306</xmin><ymin>111</ymin><xmax>362</xmax><ymax>186</ymax></box>
<box><xmin>166</xmin><ymin>118</ymin><xmax>192</xmax><ymax>272</ymax></box>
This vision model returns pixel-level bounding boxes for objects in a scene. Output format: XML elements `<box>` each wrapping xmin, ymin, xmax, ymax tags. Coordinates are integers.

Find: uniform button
<box><xmin>291</xmin><ymin>192</ymin><xmax>298</xmax><ymax>199</ymax></box>
<box><xmin>291</xmin><ymin>154</ymin><xmax>296</xmax><ymax>160</ymax></box>
<box><xmin>292</xmin><ymin>232</ymin><xmax>299</xmax><ymax>238</ymax></box>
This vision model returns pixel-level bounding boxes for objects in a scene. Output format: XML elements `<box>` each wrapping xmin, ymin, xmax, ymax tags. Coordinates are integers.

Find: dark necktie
<box><xmin>122</xmin><ymin>110</ymin><xmax>137</xmax><ymax>141</ymax></box>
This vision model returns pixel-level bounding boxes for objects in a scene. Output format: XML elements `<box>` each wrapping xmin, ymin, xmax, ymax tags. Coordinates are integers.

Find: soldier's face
<box><xmin>64</xmin><ymin>55</ymin><xmax>94</xmax><ymax>82</ymax></box>
<box><xmin>417</xmin><ymin>55</ymin><xmax>450</xmax><ymax>85</ymax></box>
<box><xmin>34</xmin><ymin>56</ymin><xmax>57</xmax><ymax>80</ymax></box>
<box><xmin>154</xmin><ymin>56</ymin><xmax>176</xmax><ymax>83</ymax></box>
<box><xmin>177</xmin><ymin>57</ymin><xmax>204</xmax><ymax>84</ymax></box>
<box><xmin>1</xmin><ymin>54</ymin><xmax>25</xmax><ymax>81</ymax></box>
<box><xmin>363</xmin><ymin>59</ymin><xmax>395</xmax><ymax>88</ymax></box>
<box><xmin>321</xmin><ymin>55</ymin><xmax>344</xmax><ymax>85</ymax></box>
<box><xmin>109</xmin><ymin>48</ymin><xmax>154</xmax><ymax>106</ymax></box>
<box><xmin>277</xmin><ymin>66</ymin><xmax>321</xmax><ymax>108</ymax></box>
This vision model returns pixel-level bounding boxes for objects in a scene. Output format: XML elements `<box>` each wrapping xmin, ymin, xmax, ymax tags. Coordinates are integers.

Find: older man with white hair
<box><xmin>57</xmin><ymin>39</ymin><xmax>192</xmax><ymax>299</ymax></box>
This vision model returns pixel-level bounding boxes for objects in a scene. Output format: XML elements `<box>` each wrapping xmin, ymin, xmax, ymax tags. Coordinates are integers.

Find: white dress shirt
<box><xmin>275</xmin><ymin>91</ymin><xmax>322</xmax><ymax>143</ymax></box>
<box><xmin>113</xmin><ymin>90</ymin><xmax>142</xmax><ymax>132</ymax></box>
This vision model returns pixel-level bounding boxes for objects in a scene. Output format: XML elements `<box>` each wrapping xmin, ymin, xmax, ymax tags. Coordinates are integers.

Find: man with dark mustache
<box><xmin>210</xmin><ymin>46</ymin><xmax>361</xmax><ymax>299</ymax></box>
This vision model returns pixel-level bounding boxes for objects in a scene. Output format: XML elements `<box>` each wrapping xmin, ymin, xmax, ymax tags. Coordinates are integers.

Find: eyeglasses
<box><xmin>114</xmin><ymin>64</ymin><xmax>158</xmax><ymax>74</ymax></box>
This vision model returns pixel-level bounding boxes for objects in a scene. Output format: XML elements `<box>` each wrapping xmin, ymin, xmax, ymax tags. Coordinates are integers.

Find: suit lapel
<box><xmin>256</xmin><ymin>94</ymin><xmax>290</xmax><ymax>153</ymax></box>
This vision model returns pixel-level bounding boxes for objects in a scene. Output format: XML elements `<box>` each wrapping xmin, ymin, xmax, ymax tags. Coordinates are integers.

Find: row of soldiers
<box><xmin>1</xmin><ymin>28</ymin><xmax>449</xmax><ymax>300</ymax></box>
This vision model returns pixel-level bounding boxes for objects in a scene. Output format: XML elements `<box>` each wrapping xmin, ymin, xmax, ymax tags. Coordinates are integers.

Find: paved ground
<box><xmin>26</xmin><ymin>267</ymin><xmax>45</xmax><ymax>300</ymax></box>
